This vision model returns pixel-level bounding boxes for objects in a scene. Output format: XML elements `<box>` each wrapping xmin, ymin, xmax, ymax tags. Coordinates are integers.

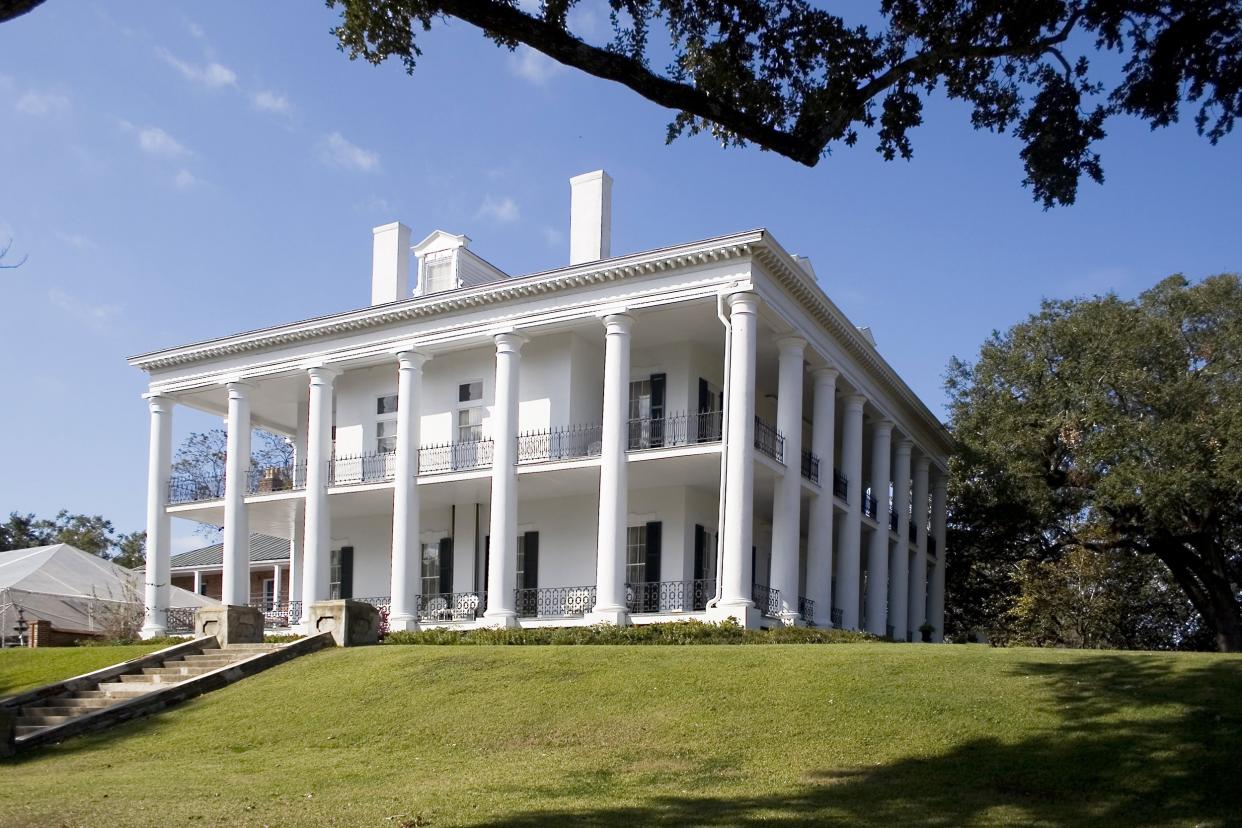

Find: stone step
<box><xmin>143</xmin><ymin>665</ymin><xmax>215</xmax><ymax>677</ymax></box>
<box><xmin>170</xmin><ymin>655</ymin><xmax>248</xmax><ymax>666</ymax></box>
<box><xmin>57</xmin><ymin>696</ymin><xmax>115</xmax><ymax>709</ymax></box>
<box><xmin>98</xmin><ymin>681</ymin><xmax>161</xmax><ymax>696</ymax></box>
<box><xmin>15</xmin><ymin>725</ymin><xmax>44</xmax><ymax>738</ymax></box>
<box><xmin>21</xmin><ymin>705</ymin><xmax>96</xmax><ymax>719</ymax></box>
<box><xmin>71</xmin><ymin>690</ymin><xmax>109</xmax><ymax>699</ymax></box>
<box><xmin>16</xmin><ymin>714</ymin><xmax>72</xmax><ymax>727</ymax></box>
<box><xmin>222</xmin><ymin>643</ymin><xmax>285</xmax><ymax>650</ymax></box>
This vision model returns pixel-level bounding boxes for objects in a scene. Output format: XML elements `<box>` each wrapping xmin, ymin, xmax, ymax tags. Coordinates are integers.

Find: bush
<box><xmin>384</xmin><ymin>619</ymin><xmax>877</xmax><ymax>646</ymax></box>
<box><xmin>77</xmin><ymin>635</ymin><xmax>189</xmax><ymax>647</ymax></box>
<box><xmin>264</xmin><ymin>634</ymin><xmax>301</xmax><ymax>644</ymax></box>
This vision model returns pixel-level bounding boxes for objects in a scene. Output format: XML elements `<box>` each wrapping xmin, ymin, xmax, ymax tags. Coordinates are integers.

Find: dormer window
<box><xmin>413</xmin><ymin>229</ymin><xmax>509</xmax><ymax>297</ymax></box>
<box><xmin>423</xmin><ymin>250</ymin><xmax>455</xmax><ymax>294</ymax></box>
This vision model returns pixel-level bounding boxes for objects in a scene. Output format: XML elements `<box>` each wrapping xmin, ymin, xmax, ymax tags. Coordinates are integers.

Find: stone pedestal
<box><xmin>308</xmin><ymin>600</ymin><xmax>380</xmax><ymax>646</ymax></box>
<box><xmin>194</xmin><ymin>605</ymin><xmax>263</xmax><ymax>646</ymax></box>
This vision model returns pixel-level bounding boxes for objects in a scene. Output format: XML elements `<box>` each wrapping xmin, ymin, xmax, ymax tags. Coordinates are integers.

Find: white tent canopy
<box><xmin>0</xmin><ymin>543</ymin><xmax>217</xmax><ymax>639</ymax></box>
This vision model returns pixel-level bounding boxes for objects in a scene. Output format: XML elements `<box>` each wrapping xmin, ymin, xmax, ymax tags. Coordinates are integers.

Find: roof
<box><xmin>170</xmin><ymin>534</ymin><xmax>290</xmax><ymax>569</ymax></box>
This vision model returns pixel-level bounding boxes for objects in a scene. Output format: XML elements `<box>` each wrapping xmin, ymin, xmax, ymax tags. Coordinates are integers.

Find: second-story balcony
<box><xmin>247</xmin><ymin>462</ymin><xmax>307</xmax><ymax>495</ymax></box>
<box><xmin>418</xmin><ymin>438</ymin><xmax>495</xmax><ymax>475</ymax></box>
<box><xmin>753</xmin><ymin>416</ymin><xmax>785</xmax><ymax>463</ymax></box>
<box><xmin>329</xmin><ymin>451</ymin><xmax>397</xmax><ymax>487</ymax></box>
<box><xmin>517</xmin><ymin>424</ymin><xmax>602</xmax><ymax>464</ymax></box>
<box><xmin>862</xmin><ymin>490</ymin><xmax>879</xmax><ymax>520</ymax></box>
<box><xmin>801</xmin><ymin>448</ymin><xmax>820</xmax><ymax>484</ymax></box>
<box><xmin>833</xmin><ymin>468</ymin><xmax>848</xmax><ymax>500</ymax></box>
<box><xmin>627</xmin><ymin>410</ymin><xmax>723</xmax><ymax>450</ymax></box>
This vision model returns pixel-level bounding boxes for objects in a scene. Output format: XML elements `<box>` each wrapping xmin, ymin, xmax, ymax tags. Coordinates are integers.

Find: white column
<box><xmin>192</xmin><ymin>570</ymin><xmax>203</xmax><ymax>596</ymax></box>
<box><xmin>484</xmin><ymin>332</ymin><xmax>524</xmax><ymax>626</ymax></box>
<box><xmin>717</xmin><ymin>292</ymin><xmax>759</xmax><ymax>617</ymax></box>
<box><xmin>888</xmin><ymin>438</ymin><xmax>912</xmax><ymax>641</ymax></box>
<box><xmin>804</xmin><ymin>368</ymin><xmax>837</xmax><ymax>628</ymax></box>
<box><xmin>390</xmin><ymin>349</ymin><xmax>428</xmax><ymax>631</ymax></box>
<box><xmin>769</xmin><ymin>337</ymin><xmax>805</xmax><ymax>623</ymax></box>
<box><xmin>835</xmin><ymin>394</ymin><xmax>865</xmax><ymax>629</ymax></box>
<box><xmin>222</xmin><ymin>381</ymin><xmax>253</xmax><ymax>606</ymax></box>
<box><xmin>300</xmin><ymin>366</ymin><xmax>338</xmax><ymax>626</ymax></box>
<box><xmin>272</xmin><ymin>563</ymin><xmax>282</xmax><ymax>609</ymax></box>
<box><xmin>909</xmin><ymin>455</ymin><xmax>930</xmax><ymax>640</ymax></box>
<box><xmin>864</xmin><ymin>419</ymin><xmax>893</xmax><ymax>636</ymax></box>
<box><xmin>288</xmin><ymin>514</ymin><xmax>304</xmax><ymax>620</ymax></box>
<box><xmin>591</xmin><ymin>313</ymin><xmax>632</xmax><ymax>625</ymax></box>
<box><xmin>929</xmin><ymin>472</ymin><xmax>948</xmax><ymax>642</ymax></box>
<box><xmin>140</xmin><ymin>394</ymin><xmax>173</xmax><ymax>638</ymax></box>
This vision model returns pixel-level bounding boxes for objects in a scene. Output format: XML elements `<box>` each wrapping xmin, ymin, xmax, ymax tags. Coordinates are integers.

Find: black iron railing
<box><xmin>751</xmin><ymin>583</ymin><xmax>781</xmax><ymax>617</ymax></box>
<box><xmin>166</xmin><ymin>606</ymin><xmax>195</xmax><ymax>634</ymax></box>
<box><xmin>515</xmin><ymin>585</ymin><xmax>596</xmax><ymax>618</ymax></box>
<box><xmin>862</xmin><ymin>491</ymin><xmax>879</xmax><ymax>519</ymax></box>
<box><xmin>518</xmin><ymin>424</ymin><xmax>602</xmax><ymax>463</ymax></box>
<box><xmin>418</xmin><ymin>439</ymin><xmax>494</xmax><ymax>474</ymax></box>
<box><xmin>801</xmin><ymin>449</ymin><xmax>820</xmax><ymax>484</ymax></box>
<box><xmin>626</xmin><ymin>579</ymin><xmax>715</xmax><ymax>614</ymax></box>
<box><xmin>249</xmin><ymin>600</ymin><xmax>294</xmax><ymax>628</ymax></box>
<box><xmin>627</xmin><ymin>410</ymin><xmax>723</xmax><ymax>450</ymax></box>
<box><xmin>355</xmin><ymin>596</ymin><xmax>392</xmax><ymax>616</ymax></box>
<box><xmin>889</xmin><ymin>508</ymin><xmax>899</xmax><ymax>532</ymax></box>
<box><xmin>247</xmin><ymin>463</ymin><xmax>307</xmax><ymax>495</ymax></box>
<box><xmin>167</xmin><ymin>473</ymin><xmax>225</xmax><ymax>505</ymax></box>
<box><xmin>798</xmin><ymin>595</ymin><xmax>814</xmax><ymax>622</ymax></box>
<box><xmin>753</xmin><ymin>417</ymin><xmax>785</xmax><ymax>462</ymax></box>
<box><xmin>417</xmin><ymin>592</ymin><xmax>484</xmax><ymax>622</ymax></box>
<box><xmin>830</xmin><ymin>607</ymin><xmax>844</xmax><ymax>629</ymax></box>
<box><xmin>908</xmin><ymin>522</ymin><xmax>917</xmax><ymax>543</ymax></box>
<box><xmin>329</xmin><ymin>452</ymin><xmax>396</xmax><ymax>486</ymax></box>
<box><xmin>833</xmin><ymin>468</ymin><xmax>848</xmax><ymax>500</ymax></box>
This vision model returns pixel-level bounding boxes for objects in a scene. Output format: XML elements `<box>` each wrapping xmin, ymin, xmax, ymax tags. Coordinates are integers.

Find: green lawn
<box><xmin>2</xmin><ymin>643</ymin><xmax>1239</xmax><ymax>827</ymax></box>
<box><xmin>0</xmin><ymin>644</ymin><xmax>163</xmax><ymax>696</ymax></box>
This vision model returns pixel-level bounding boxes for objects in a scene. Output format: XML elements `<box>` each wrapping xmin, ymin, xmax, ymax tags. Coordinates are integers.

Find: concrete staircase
<box><xmin>3</xmin><ymin>634</ymin><xmax>333</xmax><ymax>753</ymax></box>
<box><xmin>12</xmin><ymin>644</ymin><xmax>282</xmax><ymax>739</ymax></box>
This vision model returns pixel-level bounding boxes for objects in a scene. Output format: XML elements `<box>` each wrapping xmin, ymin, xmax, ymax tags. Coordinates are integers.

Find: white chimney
<box><xmin>371</xmin><ymin>221</ymin><xmax>411</xmax><ymax>305</ymax></box>
<box><xmin>569</xmin><ymin>170</ymin><xmax>612</xmax><ymax>265</ymax></box>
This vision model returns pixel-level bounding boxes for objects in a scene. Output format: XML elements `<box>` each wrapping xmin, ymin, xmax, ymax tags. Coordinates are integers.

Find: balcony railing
<box><xmin>167</xmin><ymin>473</ymin><xmax>224</xmax><ymax>505</ymax></box>
<box><xmin>418</xmin><ymin>438</ymin><xmax>494</xmax><ymax>474</ymax></box>
<box><xmin>329</xmin><ymin>451</ymin><xmax>397</xmax><ymax>486</ymax></box>
<box><xmin>627</xmin><ymin>579</ymin><xmax>715</xmax><ymax>614</ymax></box>
<box><xmin>830</xmin><ymin>607</ymin><xmax>844</xmax><ymax>628</ymax></box>
<box><xmin>166</xmin><ymin>606</ymin><xmax>195</xmax><ymax>634</ymax></box>
<box><xmin>889</xmin><ymin>507</ymin><xmax>899</xmax><ymax>532</ymax></box>
<box><xmin>909</xmin><ymin>522</ymin><xmax>917</xmax><ymax>543</ymax></box>
<box><xmin>249</xmin><ymin>600</ymin><xmax>295</xmax><ymax>628</ymax></box>
<box><xmin>627</xmin><ymin>410</ymin><xmax>723</xmax><ymax>450</ymax></box>
<box><xmin>751</xmin><ymin>583</ymin><xmax>781</xmax><ymax>617</ymax></box>
<box><xmin>247</xmin><ymin>463</ymin><xmax>307</xmax><ymax>495</ymax></box>
<box><xmin>515</xmin><ymin>585</ymin><xmax>596</xmax><ymax>618</ymax></box>
<box><xmin>418</xmin><ymin>592</ymin><xmax>484</xmax><ymax>622</ymax></box>
<box><xmin>798</xmin><ymin>595</ymin><xmax>814</xmax><ymax>622</ymax></box>
<box><xmin>753</xmin><ymin>417</ymin><xmax>785</xmax><ymax>463</ymax></box>
<box><xmin>833</xmin><ymin>468</ymin><xmax>848</xmax><ymax>500</ymax></box>
<box><xmin>355</xmin><ymin>595</ymin><xmax>392</xmax><ymax>616</ymax></box>
<box><xmin>518</xmin><ymin>424</ymin><xmax>602</xmax><ymax>464</ymax></box>
<box><xmin>862</xmin><ymin>491</ymin><xmax>879</xmax><ymax>519</ymax></box>
<box><xmin>801</xmin><ymin>449</ymin><xmax>820</xmax><ymax>484</ymax></box>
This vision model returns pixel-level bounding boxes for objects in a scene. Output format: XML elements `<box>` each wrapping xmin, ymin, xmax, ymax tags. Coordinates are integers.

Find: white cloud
<box><xmin>477</xmin><ymin>195</ymin><xmax>521</xmax><ymax>223</ymax></box>
<box><xmin>131</xmin><ymin>125</ymin><xmax>190</xmax><ymax>158</ymax></box>
<box><xmin>541</xmin><ymin>225</ymin><xmax>563</xmax><ymax>247</ymax></box>
<box><xmin>252</xmin><ymin>89</ymin><xmax>292</xmax><ymax>115</ymax></box>
<box><xmin>319</xmin><ymin>132</ymin><xmax>380</xmax><ymax>173</ymax></box>
<box><xmin>55</xmin><ymin>231</ymin><xmax>99</xmax><ymax>251</ymax></box>
<box><xmin>508</xmin><ymin>46</ymin><xmax>563</xmax><ymax>85</ymax></box>
<box><xmin>173</xmin><ymin>168</ymin><xmax>200</xmax><ymax>189</ymax></box>
<box><xmin>15</xmin><ymin>90</ymin><xmax>70</xmax><ymax>117</ymax></box>
<box><xmin>157</xmin><ymin>48</ymin><xmax>237</xmax><ymax>90</ymax></box>
<box><xmin>185</xmin><ymin>19</ymin><xmax>206</xmax><ymax>39</ymax></box>
<box><xmin>48</xmin><ymin>287</ymin><xmax>122</xmax><ymax>332</ymax></box>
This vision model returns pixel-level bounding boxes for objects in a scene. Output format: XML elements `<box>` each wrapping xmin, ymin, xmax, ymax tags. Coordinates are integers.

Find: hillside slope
<box><xmin>2</xmin><ymin>643</ymin><xmax>1239</xmax><ymax>826</ymax></box>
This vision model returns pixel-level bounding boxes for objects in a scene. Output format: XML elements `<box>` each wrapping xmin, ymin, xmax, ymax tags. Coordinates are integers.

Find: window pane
<box><xmin>376</xmin><ymin>394</ymin><xmax>398</xmax><ymax>415</ymax></box>
<box><xmin>516</xmin><ymin>535</ymin><xmax>525</xmax><ymax>585</ymax></box>
<box><xmin>459</xmin><ymin>381</ymin><xmax>482</xmax><ymax>403</ymax></box>
<box><xmin>626</xmin><ymin>525</ymin><xmax>646</xmax><ymax>585</ymax></box>
<box><xmin>421</xmin><ymin>543</ymin><xmax>440</xmax><ymax>596</ymax></box>
<box><xmin>458</xmin><ymin>407</ymin><xmax>482</xmax><ymax>442</ymax></box>
<box><xmin>425</xmin><ymin>252</ymin><xmax>454</xmax><ymax>293</ymax></box>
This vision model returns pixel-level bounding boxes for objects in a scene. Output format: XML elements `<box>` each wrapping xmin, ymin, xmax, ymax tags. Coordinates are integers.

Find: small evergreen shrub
<box><xmin>384</xmin><ymin>619</ymin><xmax>876</xmax><ymax>646</ymax></box>
<box><xmin>263</xmin><ymin>634</ymin><xmax>302</xmax><ymax>644</ymax></box>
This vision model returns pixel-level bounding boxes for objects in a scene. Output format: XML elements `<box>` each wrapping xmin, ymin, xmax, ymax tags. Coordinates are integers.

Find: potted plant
<box><xmin>918</xmin><ymin>622</ymin><xmax>935</xmax><ymax>643</ymax></box>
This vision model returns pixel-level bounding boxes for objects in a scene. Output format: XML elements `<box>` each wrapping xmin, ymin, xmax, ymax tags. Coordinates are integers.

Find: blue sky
<box><xmin>2</xmin><ymin>2</ymin><xmax>1240</xmax><ymax>553</ymax></box>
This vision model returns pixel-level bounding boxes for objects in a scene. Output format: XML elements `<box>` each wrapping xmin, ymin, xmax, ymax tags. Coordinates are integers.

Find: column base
<box><xmin>706</xmin><ymin>603</ymin><xmax>762</xmax><ymax>630</ymax></box>
<box><xmin>586</xmin><ymin>606</ymin><xmax>629</xmax><ymax>626</ymax></box>
<box><xmin>139</xmin><ymin>623</ymin><xmax>167</xmax><ymax>640</ymax></box>
<box><xmin>481</xmin><ymin>611</ymin><xmax>521</xmax><ymax>629</ymax></box>
<box><xmin>778</xmin><ymin>611</ymin><xmax>805</xmax><ymax>628</ymax></box>
<box><xmin>388</xmin><ymin>613</ymin><xmax>420</xmax><ymax>633</ymax></box>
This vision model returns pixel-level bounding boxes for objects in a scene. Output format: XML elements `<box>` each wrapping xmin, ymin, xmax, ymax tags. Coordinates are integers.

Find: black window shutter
<box><xmin>693</xmin><ymin>524</ymin><xmax>705</xmax><ymax>580</ymax></box>
<box><xmin>698</xmin><ymin>378</ymin><xmax>710</xmax><ymax>413</ymax></box>
<box><xmin>340</xmin><ymin>546</ymin><xmax>354</xmax><ymax>599</ymax></box>
<box><xmin>650</xmin><ymin>373</ymin><xmax>666</xmax><ymax>447</ymax></box>
<box><xmin>645</xmin><ymin>521</ymin><xmax>662</xmax><ymax>583</ymax></box>
<box><xmin>439</xmin><ymin>537</ymin><xmax>454</xmax><ymax>595</ymax></box>
<box><xmin>523</xmin><ymin>531</ymin><xmax>539</xmax><ymax>589</ymax></box>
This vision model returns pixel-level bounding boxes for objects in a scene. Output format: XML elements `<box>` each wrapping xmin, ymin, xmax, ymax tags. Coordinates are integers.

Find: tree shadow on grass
<box><xmin>468</xmin><ymin>654</ymin><xmax>1242</xmax><ymax>827</ymax></box>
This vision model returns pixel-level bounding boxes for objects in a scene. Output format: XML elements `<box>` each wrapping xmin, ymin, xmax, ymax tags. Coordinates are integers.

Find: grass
<box><xmin>2</xmin><ymin>643</ymin><xmax>1240</xmax><ymax>827</ymax></box>
<box><xmin>0</xmin><ymin>644</ymin><xmax>164</xmax><ymax>696</ymax></box>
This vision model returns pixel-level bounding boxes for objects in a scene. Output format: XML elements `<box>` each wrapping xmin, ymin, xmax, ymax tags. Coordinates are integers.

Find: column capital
<box><xmin>895</xmin><ymin>437</ymin><xmax>913</xmax><ymax>456</ymax></box>
<box><xmin>144</xmin><ymin>393</ymin><xmax>174</xmax><ymax>413</ymax></box>
<box><xmin>914</xmin><ymin>454</ymin><xmax>932</xmax><ymax>474</ymax></box>
<box><xmin>395</xmin><ymin>349</ymin><xmax>430</xmax><ymax>370</ymax></box>
<box><xmin>812</xmin><ymin>367</ymin><xmax>839</xmax><ymax>385</ymax></box>
<box><xmin>726</xmin><ymin>290</ymin><xmax>760</xmax><ymax>314</ymax></box>
<box><xmin>843</xmin><ymin>393</ymin><xmax>867</xmax><ymax>410</ymax></box>
<box><xmin>493</xmin><ymin>331</ymin><xmax>527</xmax><ymax>353</ymax></box>
<box><xmin>601</xmin><ymin>312</ymin><xmax>633</xmax><ymax>333</ymax></box>
<box><xmin>873</xmin><ymin>419</ymin><xmax>894</xmax><ymax>436</ymax></box>
<box><xmin>306</xmin><ymin>365</ymin><xmax>341</xmax><ymax>385</ymax></box>
<box><xmin>775</xmin><ymin>335</ymin><xmax>806</xmax><ymax>356</ymax></box>
<box><xmin>225</xmin><ymin>380</ymin><xmax>253</xmax><ymax>398</ymax></box>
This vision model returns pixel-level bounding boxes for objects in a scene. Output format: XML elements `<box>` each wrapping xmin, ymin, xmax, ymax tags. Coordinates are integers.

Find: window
<box><xmin>458</xmin><ymin>381</ymin><xmax>482</xmax><ymax>403</ymax></box>
<box><xmin>424</xmin><ymin>250</ymin><xmax>455</xmax><ymax>293</ymax></box>
<box><xmin>261</xmin><ymin>578</ymin><xmax>275</xmax><ymax>610</ymax></box>
<box><xmin>329</xmin><ymin>549</ymin><xmax>342</xmax><ymax>600</ymax></box>
<box><xmin>421</xmin><ymin>542</ymin><xmax>441</xmax><ymax>597</ymax></box>
<box><xmin>376</xmin><ymin>394</ymin><xmax>398</xmax><ymax>415</ymax></box>
<box><xmin>626</xmin><ymin>525</ymin><xmax>647</xmax><ymax>585</ymax></box>
<box><xmin>457</xmin><ymin>407</ymin><xmax>482</xmax><ymax>443</ymax></box>
<box><xmin>377</xmin><ymin>420</ymin><xmax>397</xmax><ymax>454</ymax></box>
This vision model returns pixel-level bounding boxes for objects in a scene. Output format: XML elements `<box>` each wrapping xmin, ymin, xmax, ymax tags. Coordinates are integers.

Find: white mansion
<box><xmin>133</xmin><ymin>171</ymin><xmax>951</xmax><ymax>639</ymax></box>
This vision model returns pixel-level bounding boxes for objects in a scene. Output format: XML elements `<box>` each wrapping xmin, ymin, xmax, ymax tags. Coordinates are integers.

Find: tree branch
<box><xmin>0</xmin><ymin>0</ymin><xmax>47</xmax><ymax>25</ymax></box>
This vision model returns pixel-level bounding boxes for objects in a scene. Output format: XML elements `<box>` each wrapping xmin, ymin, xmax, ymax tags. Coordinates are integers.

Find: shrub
<box><xmin>384</xmin><ymin>619</ymin><xmax>877</xmax><ymax>646</ymax></box>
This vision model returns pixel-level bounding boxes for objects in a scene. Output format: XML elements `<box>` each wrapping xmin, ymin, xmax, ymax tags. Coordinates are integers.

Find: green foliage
<box><xmin>384</xmin><ymin>619</ymin><xmax>875</xmax><ymax>645</ymax></box>
<box><xmin>0</xmin><ymin>510</ymin><xmax>142</xmax><ymax>565</ymax></box>
<box><xmin>77</xmin><ymin>635</ymin><xmax>187</xmax><ymax>648</ymax></box>
<box><xmin>329</xmin><ymin>1</ymin><xmax>1242</xmax><ymax>207</ymax></box>
<box><xmin>0</xmin><ymin>644</ymin><xmax>164</xmax><ymax>696</ymax></box>
<box><xmin>947</xmin><ymin>273</ymin><xmax>1242</xmax><ymax>651</ymax></box>
<box><xmin>263</xmin><ymin>634</ymin><xmax>301</xmax><ymax>644</ymax></box>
